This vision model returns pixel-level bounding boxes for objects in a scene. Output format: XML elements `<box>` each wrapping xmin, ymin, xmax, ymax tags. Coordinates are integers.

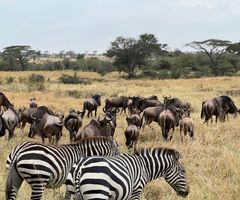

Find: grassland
<box><xmin>0</xmin><ymin>71</ymin><xmax>240</xmax><ymax>200</ymax></box>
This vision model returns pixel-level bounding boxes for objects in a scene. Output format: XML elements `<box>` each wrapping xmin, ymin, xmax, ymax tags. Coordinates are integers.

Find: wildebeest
<box><xmin>132</xmin><ymin>97</ymin><xmax>163</xmax><ymax>113</ymax></box>
<box><xmin>0</xmin><ymin>107</ymin><xmax>20</xmax><ymax>140</ymax></box>
<box><xmin>201</xmin><ymin>98</ymin><xmax>221</xmax><ymax>124</ymax></box>
<box><xmin>101</xmin><ymin>107</ymin><xmax>120</xmax><ymax>137</ymax></box>
<box><xmin>179</xmin><ymin>116</ymin><xmax>195</xmax><ymax>143</ymax></box>
<box><xmin>141</xmin><ymin>105</ymin><xmax>164</xmax><ymax>129</ymax></box>
<box><xmin>158</xmin><ymin>106</ymin><xmax>183</xmax><ymax>141</ymax></box>
<box><xmin>18</xmin><ymin>106</ymin><xmax>53</xmax><ymax>133</ymax></box>
<box><xmin>82</xmin><ymin>94</ymin><xmax>101</xmax><ymax>118</ymax></box>
<box><xmin>201</xmin><ymin>95</ymin><xmax>239</xmax><ymax>124</ymax></box>
<box><xmin>29</xmin><ymin>112</ymin><xmax>64</xmax><ymax>145</ymax></box>
<box><xmin>75</xmin><ymin>111</ymin><xmax>114</xmax><ymax>140</ymax></box>
<box><xmin>0</xmin><ymin>92</ymin><xmax>13</xmax><ymax>111</ymax></box>
<box><xmin>104</xmin><ymin>96</ymin><xmax>132</xmax><ymax>114</ymax></box>
<box><xmin>124</xmin><ymin>124</ymin><xmax>139</xmax><ymax>151</ymax></box>
<box><xmin>29</xmin><ymin>97</ymin><xmax>38</xmax><ymax>108</ymax></box>
<box><xmin>64</xmin><ymin>109</ymin><xmax>84</xmax><ymax>142</ymax></box>
<box><xmin>163</xmin><ymin>96</ymin><xmax>191</xmax><ymax>113</ymax></box>
<box><xmin>126</xmin><ymin>113</ymin><xmax>142</xmax><ymax>129</ymax></box>
<box><xmin>216</xmin><ymin>95</ymin><xmax>239</xmax><ymax>118</ymax></box>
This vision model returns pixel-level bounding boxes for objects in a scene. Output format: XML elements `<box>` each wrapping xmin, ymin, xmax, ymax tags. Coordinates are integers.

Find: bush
<box><xmin>59</xmin><ymin>72</ymin><xmax>91</xmax><ymax>84</ymax></box>
<box><xmin>5</xmin><ymin>76</ymin><xmax>15</xmax><ymax>84</ymax></box>
<box><xmin>27</xmin><ymin>74</ymin><xmax>46</xmax><ymax>91</ymax></box>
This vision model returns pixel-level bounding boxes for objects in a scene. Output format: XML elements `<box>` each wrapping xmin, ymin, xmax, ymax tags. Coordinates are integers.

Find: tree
<box><xmin>226</xmin><ymin>42</ymin><xmax>240</xmax><ymax>56</ymax></box>
<box><xmin>186</xmin><ymin>39</ymin><xmax>231</xmax><ymax>76</ymax></box>
<box><xmin>2</xmin><ymin>45</ymin><xmax>37</xmax><ymax>70</ymax></box>
<box><xmin>106</xmin><ymin>33</ymin><xmax>165</xmax><ymax>79</ymax></box>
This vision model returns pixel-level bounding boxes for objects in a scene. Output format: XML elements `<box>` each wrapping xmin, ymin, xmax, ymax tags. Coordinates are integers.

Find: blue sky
<box><xmin>0</xmin><ymin>0</ymin><xmax>239</xmax><ymax>53</ymax></box>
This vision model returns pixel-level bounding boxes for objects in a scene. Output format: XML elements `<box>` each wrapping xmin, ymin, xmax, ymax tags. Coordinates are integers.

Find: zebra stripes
<box><xmin>5</xmin><ymin>137</ymin><xmax>119</xmax><ymax>200</ymax></box>
<box><xmin>69</xmin><ymin>148</ymin><xmax>189</xmax><ymax>200</ymax></box>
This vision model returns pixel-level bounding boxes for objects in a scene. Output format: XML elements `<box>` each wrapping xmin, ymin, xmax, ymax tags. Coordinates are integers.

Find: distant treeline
<box><xmin>0</xmin><ymin>35</ymin><xmax>240</xmax><ymax>79</ymax></box>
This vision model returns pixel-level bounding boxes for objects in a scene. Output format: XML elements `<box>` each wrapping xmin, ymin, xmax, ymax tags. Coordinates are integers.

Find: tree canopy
<box><xmin>186</xmin><ymin>39</ymin><xmax>231</xmax><ymax>76</ymax></box>
<box><xmin>2</xmin><ymin>45</ymin><xmax>37</xmax><ymax>70</ymax></box>
<box><xmin>106</xmin><ymin>33</ymin><xmax>165</xmax><ymax>78</ymax></box>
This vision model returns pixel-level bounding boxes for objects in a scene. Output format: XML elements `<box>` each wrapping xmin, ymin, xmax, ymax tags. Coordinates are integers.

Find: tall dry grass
<box><xmin>0</xmin><ymin>71</ymin><xmax>240</xmax><ymax>200</ymax></box>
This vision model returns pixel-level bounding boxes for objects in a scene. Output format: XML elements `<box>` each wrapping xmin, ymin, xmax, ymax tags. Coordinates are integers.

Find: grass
<box><xmin>0</xmin><ymin>70</ymin><xmax>240</xmax><ymax>200</ymax></box>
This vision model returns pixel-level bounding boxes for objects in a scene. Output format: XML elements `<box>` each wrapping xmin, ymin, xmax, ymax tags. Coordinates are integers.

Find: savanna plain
<box><xmin>0</xmin><ymin>71</ymin><xmax>240</xmax><ymax>200</ymax></box>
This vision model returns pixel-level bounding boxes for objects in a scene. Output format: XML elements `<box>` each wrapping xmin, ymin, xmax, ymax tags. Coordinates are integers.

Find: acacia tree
<box><xmin>2</xmin><ymin>45</ymin><xmax>37</xmax><ymax>70</ymax></box>
<box><xmin>186</xmin><ymin>39</ymin><xmax>231</xmax><ymax>76</ymax></box>
<box><xmin>106</xmin><ymin>33</ymin><xmax>165</xmax><ymax>79</ymax></box>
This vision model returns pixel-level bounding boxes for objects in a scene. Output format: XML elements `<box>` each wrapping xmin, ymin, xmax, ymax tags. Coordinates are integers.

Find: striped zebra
<box><xmin>5</xmin><ymin>137</ymin><xmax>119</xmax><ymax>200</ymax></box>
<box><xmin>69</xmin><ymin>147</ymin><xmax>189</xmax><ymax>200</ymax></box>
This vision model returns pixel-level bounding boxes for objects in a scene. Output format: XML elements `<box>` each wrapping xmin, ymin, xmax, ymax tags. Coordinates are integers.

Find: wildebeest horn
<box><xmin>102</xmin><ymin>107</ymin><xmax>107</xmax><ymax>113</ymax></box>
<box><xmin>30</xmin><ymin>113</ymin><xmax>37</xmax><ymax>120</ymax></box>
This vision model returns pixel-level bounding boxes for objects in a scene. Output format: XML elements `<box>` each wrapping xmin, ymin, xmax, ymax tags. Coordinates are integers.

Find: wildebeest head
<box><xmin>92</xmin><ymin>94</ymin><xmax>101</xmax><ymax>106</ymax></box>
<box><xmin>28</xmin><ymin>116</ymin><xmax>42</xmax><ymax>138</ymax></box>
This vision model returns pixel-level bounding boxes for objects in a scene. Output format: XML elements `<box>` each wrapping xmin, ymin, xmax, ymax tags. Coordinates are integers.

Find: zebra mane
<box><xmin>73</xmin><ymin>136</ymin><xmax>114</xmax><ymax>144</ymax></box>
<box><xmin>135</xmin><ymin>147</ymin><xmax>181</xmax><ymax>160</ymax></box>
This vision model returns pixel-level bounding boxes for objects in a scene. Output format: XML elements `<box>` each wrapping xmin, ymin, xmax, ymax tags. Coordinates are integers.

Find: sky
<box><xmin>0</xmin><ymin>0</ymin><xmax>239</xmax><ymax>53</ymax></box>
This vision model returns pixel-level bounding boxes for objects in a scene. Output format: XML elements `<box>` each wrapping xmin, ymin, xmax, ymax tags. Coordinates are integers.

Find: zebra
<box><xmin>69</xmin><ymin>147</ymin><xmax>189</xmax><ymax>200</ymax></box>
<box><xmin>5</xmin><ymin>136</ymin><xmax>120</xmax><ymax>200</ymax></box>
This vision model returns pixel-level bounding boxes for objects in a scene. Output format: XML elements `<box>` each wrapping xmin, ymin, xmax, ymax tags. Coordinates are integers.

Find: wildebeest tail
<box><xmin>200</xmin><ymin>101</ymin><xmax>205</xmax><ymax>119</ymax></box>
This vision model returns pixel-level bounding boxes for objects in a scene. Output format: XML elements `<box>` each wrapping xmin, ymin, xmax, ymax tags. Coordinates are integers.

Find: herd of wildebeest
<box><xmin>0</xmin><ymin>91</ymin><xmax>239</xmax><ymax>149</ymax></box>
<box><xmin>0</xmin><ymin>91</ymin><xmax>240</xmax><ymax>200</ymax></box>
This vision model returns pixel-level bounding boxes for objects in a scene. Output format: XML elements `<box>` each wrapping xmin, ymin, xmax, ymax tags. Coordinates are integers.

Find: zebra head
<box><xmin>164</xmin><ymin>150</ymin><xmax>189</xmax><ymax>198</ymax></box>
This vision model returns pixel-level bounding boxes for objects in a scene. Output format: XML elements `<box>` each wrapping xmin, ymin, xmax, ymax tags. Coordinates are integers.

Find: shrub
<box><xmin>5</xmin><ymin>76</ymin><xmax>15</xmax><ymax>84</ymax></box>
<box><xmin>27</xmin><ymin>74</ymin><xmax>46</xmax><ymax>91</ymax></box>
<box><xmin>59</xmin><ymin>72</ymin><xmax>91</xmax><ymax>84</ymax></box>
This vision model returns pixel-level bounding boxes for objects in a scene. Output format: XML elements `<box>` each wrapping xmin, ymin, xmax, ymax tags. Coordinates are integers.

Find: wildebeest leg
<box><xmin>21</xmin><ymin>122</ymin><xmax>26</xmax><ymax>134</ymax></box>
<box><xmin>41</xmin><ymin>135</ymin><xmax>45</xmax><ymax>143</ymax></box>
<box><xmin>180</xmin><ymin>128</ymin><xmax>184</xmax><ymax>143</ymax></box>
<box><xmin>168</xmin><ymin>128</ymin><xmax>174</xmax><ymax>141</ymax></box>
<box><xmin>95</xmin><ymin>109</ymin><xmax>97</xmax><ymax>117</ymax></box>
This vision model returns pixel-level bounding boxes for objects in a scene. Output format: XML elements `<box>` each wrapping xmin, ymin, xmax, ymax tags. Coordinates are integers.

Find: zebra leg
<box><xmin>5</xmin><ymin>166</ymin><xmax>23</xmax><ymax>200</ymax></box>
<box><xmin>30</xmin><ymin>184</ymin><xmax>46</xmax><ymax>200</ymax></box>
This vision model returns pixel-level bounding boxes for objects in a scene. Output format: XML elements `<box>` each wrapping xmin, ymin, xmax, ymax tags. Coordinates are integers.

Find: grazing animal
<box><xmin>216</xmin><ymin>95</ymin><xmax>239</xmax><ymax>118</ymax></box>
<box><xmin>134</xmin><ymin>98</ymin><xmax>163</xmax><ymax>113</ymax></box>
<box><xmin>163</xmin><ymin>96</ymin><xmax>191</xmax><ymax>113</ymax></box>
<box><xmin>69</xmin><ymin>148</ymin><xmax>189</xmax><ymax>200</ymax></box>
<box><xmin>82</xmin><ymin>94</ymin><xmax>101</xmax><ymax>118</ymax></box>
<box><xmin>29</xmin><ymin>98</ymin><xmax>38</xmax><ymax>108</ymax></box>
<box><xmin>141</xmin><ymin>105</ymin><xmax>164</xmax><ymax>129</ymax></box>
<box><xmin>158</xmin><ymin>107</ymin><xmax>183</xmax><ymax>141</ymax></box>
<box><xmin>1</xmin><ymin>107</ymin><xmax>20</xmax><ymax>140</ymax></box>
<box><xmin>29</xmin><ymin>112</ymin><xmax>64</xmax><ymax>145</ymax></box>
<box><xmin>101</xmin><ymin>107</ymin><xmax>120</xmax><ymax>137</ymax></box>
<box><xmin>76</xmin><ymin>111</ymin><xmax>114</xmax><ymax>140</ymax></box>
<box><xmin>64</xmin><ymin>109</ymin><xmax>84</xmax><ymax>142</ymax></box>
<box><xmin>126</xmin><ymin>113</ymin><xmax>142</xmax><ymax>128</ymax></box>
<box><xmin>18</xmin><ymin>106</ymin><xmax>53</xmax><ymax>133</ymax></box>
<box><xmin>179</xmin><ymin>116</ymin><xmax>195</xmax><ymax>143</ymax></box>
<box><xmin>201</xmin><ymin>98</ymin><xmax>224</xmax><ymax>124</ymax></box>
<box><xmin>124</xmin><ymin>124</ymin><xmax>139</xmax><ymax>151</ymax></box>
<box><xmin>104</xmin><ymin>96</ymin><xmax>131</xmax><ymax>114</ymax></box>
<box><xmin>5</xmin><ymin>137</ymin><xmax>120</xmax><ymax>200</ymax></box>
<box><xmin>0</xmin><ymin>92</ymin><xmax>13</xmax><ymax>111</ymax></box>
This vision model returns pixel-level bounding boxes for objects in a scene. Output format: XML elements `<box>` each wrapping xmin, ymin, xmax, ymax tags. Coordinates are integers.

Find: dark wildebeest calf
<box><xmin>179</xmin><ymin>116</ymin><xmax>195</xmax><ymax>143</ymax></box>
